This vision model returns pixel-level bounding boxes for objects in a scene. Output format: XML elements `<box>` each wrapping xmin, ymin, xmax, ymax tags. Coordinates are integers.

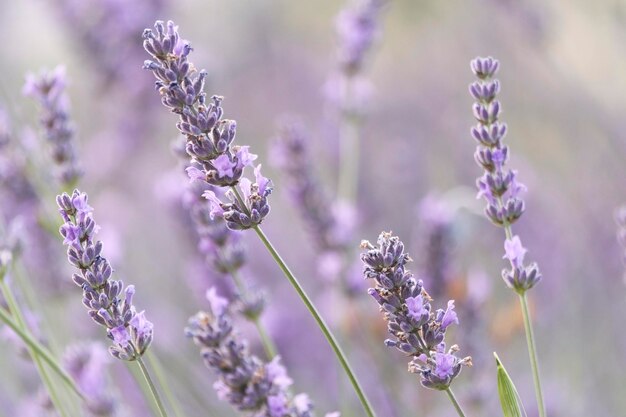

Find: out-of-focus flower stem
<box><xmin>519</xmin><ymin>292</ymin><xmax>545</xmax><ymax>417</ymax></box>
<box><xmin>230</xmin><ymin>269</ymin><xmax>278</xmax><ymax>359</ymax></box>
<box><xmin>445</xmin><ymin>387</ymin><xmax>467</xmax><ymax>417</ymax></box>
<box><xmin>337</xmin><ymin>76</ymin><xmax>361</xmax><ymax>204</ymax></box>
<box><xmin>146</xmin><ymin>351</ymin><xmax>185</xmax><ymax>417</ymax></box>
<box><xmin>136</xmin><ymin>354</ymin><xmax>171</xmax><ymax>417</ymax></box>
<box><xmin>243</xmin><ymin>220</ymin><xmax>376</xmax><ymax>416</ymax></box>
<box><xmin>497</xmin><ymin>196</ymin><xmax>545</xmax><ymax>417</ymax></box>
<box><xmin>0</xmin><ymin>304</ymin><xmax>84</xmax><ymax>400</ymax></box>
<box><xmin>0</xmin><ymin>279</ymin><xmax>71</xmax><ymax>417</ymax></box>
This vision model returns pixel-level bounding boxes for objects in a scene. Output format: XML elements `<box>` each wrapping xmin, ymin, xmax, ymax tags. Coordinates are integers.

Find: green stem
<box><xmin>136</xmin><ymin>355</ymin><xmax>170</xmax><ymax>417</ymax></box>
<box><xmin>0</xmin><ymin>281</ymin><xmax>71</xmax><ymax>417</ymax></box>
<box><xmin>0</xmin><ymin>305</ymin><xmax>83</xmax><ymax>399</ymax></box>
<box><xmin>146</xmin><ymin>351</ymin><xmax>186</xmax><ymax>417</ymax></box>
<box><xmin>337</xmin><ymin>74</ymin><xmax>361</xmax><ymax>203</ymax></box>
<box><xmin>519</xmin><ymin>293</ymin><xmax>546</xmax><ymax>417</ymax></box>
<box><xmin>445</xmin><ymin>387</ymin><xmax>467</xmax><ymax>417</ymax></box>
<box><xmin>251</xmin><ymin>224</ymin><xmax>377</xmax><ymax>417</ymax></box>
<box><xmin>230</xmin><ymin>269</ymin><xmax>277</xmax><ymax>359</ymax></box>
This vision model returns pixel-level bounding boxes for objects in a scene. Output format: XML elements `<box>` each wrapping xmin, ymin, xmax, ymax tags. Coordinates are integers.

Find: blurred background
<box><xmin>0</xmin><ymin>0</ymin><xmax>625</xmax><ymax>416</ymax></box>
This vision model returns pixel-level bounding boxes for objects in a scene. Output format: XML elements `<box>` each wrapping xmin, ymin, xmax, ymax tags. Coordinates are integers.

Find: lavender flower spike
<box><xmin>57</xmin><ymin>190</ymin><xmax>153</xmax><ymax>360</ymax></box>
<box><xmin>469</xmin><ymin>56</ymin><xmax>546</xmax><ymax>417</ymax></box>
<box><xmin>469</xmin><ymin>56</ymin><xmax>541</xmax><ymax>293</ymax></box>
<box><xmin>23</xmin><ymin>66</ymin><xmax>82</xmax><ymax>186</ymax></box>
<box><xmin>185</xmin><ymin>287</ymin><xmax>338</xmax><ymax>417</ymax></box>
<box><xmin>360</xmin><ymin>232</ymin><xmax>471</xmax><ymax>391</ymax></box>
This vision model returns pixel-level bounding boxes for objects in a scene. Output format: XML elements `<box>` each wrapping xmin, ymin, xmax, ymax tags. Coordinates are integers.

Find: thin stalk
<box><xmin>230</xmin><ymin>269</ymin><xmax>277</xmax><ymax>359</ymax></box>
<box><xmin>496</xmin><ymin>196</ymin><xmax>545</xmax><ymax>417</ymax></box>
<box><xmin>0</xmin><ymin>280</ymin><xmax>70</xmax><ymax>417</ymax></box>
<box><xmin>337</xmin><ymin>74</ymin><xmax>361</xmax><ymax>204</ymax></box>
<box><xmin>0</xmin><ymin>305</ymin><xmax>83</xmax><ymax>399</ymax></box>
<box><xmin>146</xmin><ymin>351</ymin><xmax>186</xmax><ymax>417</ymax></box>
<box><xmin>136</xmin><ymin>355</ymin><xmax>170</xmax><ymax>417</ymax></box>
<box><xmin>128</xmin><ymin>357</ymin><xmax>162</xmax><ymax>417</ymax></box>
<box><xmin>519</xmin><ymin>293</ymin><xmax>545</xmax><ymax>417</ymax></box>
<box><xmin>445</xmin><ymin>387</ymin><xmax>467</xmax><ymax>417</ymax></box>
<box><xmin>250</xmin><ymin>224</ymin><xmax>377</xmax><ymax>417</ymax></box>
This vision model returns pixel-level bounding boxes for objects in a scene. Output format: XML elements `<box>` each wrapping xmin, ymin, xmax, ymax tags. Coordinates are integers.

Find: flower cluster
<box><xmin>143</xmin><ymin>20</ymin><xmax>271</xmax><ymax>229</ymax></box>
<box><xmin>23</xmin><ymin>66</ymin><xmax>82</xmax><ymax>186</ymax></box>
<box><xmin>360</xmin><ymin>232</ymin><xmax>471</xmax><ymax>390</ymax></box>
<box><xmin>57</xmin><ymin>190</ymin><xmax>153</xmax><ymax>361</ymax></box>
<box><xmin>183</xmin><ymin>180</ymin><xmax>265</xmax><ymax>320</ymax></box>
<box><xmin>469</xmin><ymin>56</ymin><xmax>541</xmax><ymax>293</ymax></box>
<box><xmin>63</xmin><ymin>343</ymin><xmax>116</xmax><ymax>416</ymax></box>
<box><xmin>185</xmin><ymin>288</ymin><xmax>337</xmax><ymax>417</ymax></box>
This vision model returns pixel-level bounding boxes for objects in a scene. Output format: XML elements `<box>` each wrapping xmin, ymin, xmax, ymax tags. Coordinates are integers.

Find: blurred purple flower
<box><xmin>23</xmin><ymin>66</ymin><xmax>82</xmax><ymax>186</ymax></box>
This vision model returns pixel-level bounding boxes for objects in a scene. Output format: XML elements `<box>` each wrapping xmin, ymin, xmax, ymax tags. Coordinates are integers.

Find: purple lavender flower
<box><xmin>469</xmin><ymin>56</ymin><xmax>541</xmax><ymax>293</ymax></box>
<box><xmin>144</xmin><ymin>20</ymin><xmax>271</xmax><ymax>228</ymax></box>
<box><xmin>185</xmin><ymin>287</ymin><xmax>337</xmax><ymax>417</ymax></box>
<box><xmin>201</xmin><ymin>165</ymin><xmax>273</xmax><ymax>230</ymax></box>
<box><xmin>23</xmin><ymin>66</ymin><xmax>82</xmax><ymax>186</ymax></box>
<box><xmin>63</xmin><ymin>343</ymin><xmax>116</xmax><ymax>416</ymax></box>
<box><xmin>360</xmin><ymin>232</ymin><xmax>471</xmax><ymax>390</ymax></box>
<box><xmin>335</xmin><ymin>0</ymin><xmax>387</xmax><ymax>75</ymax></box>
<box><xmin>56</xmin><ymin>189</ymin><xmax>153</xmax><ymax>360</ymax></box>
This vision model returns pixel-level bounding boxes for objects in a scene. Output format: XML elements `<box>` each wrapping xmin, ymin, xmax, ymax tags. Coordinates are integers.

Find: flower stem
<box><xmin>445</xmin><ymin>387</ymin><xmax>467</xmax><ymax>417</ymax></box>
<box><xmin>337</xmin><ymin>75</ymin><xmax>361</xmax><ymax>204</ymax></box>
<box><xmin>230</xmin><ymin>269</ymin><xmax>278</xmax><ymax>359</ymax></box>
<box><xmin>251</xmin><ymin>224</ymin><xmax>377</xmax><ymax>417</ymax></box>
<box><xmin>519</xmin><ymin>292</ymin><xmax>546</xmax><ymax>417</ymax></box>
<box><xmin>0</xmin><ymin>305</ymin><xmax>83</xmax><ymax>399</ymax></box>
<box><xmin>146</xmin><ymin>351</ymin><xmax>186</xmax><ymax>417</ymax></box>
<box><xmin>0</xmin><ymin>280</ymin><xmax>71</xmax><ymax>417</ymax></box>
<box><xmin>496</xmin><ymin>196</ymin><xmax>545</xmax><ymax>417</ymax></box>
<box><xmin>136</xmin><ymin>355</ymin><xmax>170</xmax><ymax>417</ymax></box>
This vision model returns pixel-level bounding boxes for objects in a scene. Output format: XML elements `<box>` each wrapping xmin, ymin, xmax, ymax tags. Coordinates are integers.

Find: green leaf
<box><xmin>494</xmin><ymin>352</ymin><xmax>527</xmax><ymax>417</ymax></box>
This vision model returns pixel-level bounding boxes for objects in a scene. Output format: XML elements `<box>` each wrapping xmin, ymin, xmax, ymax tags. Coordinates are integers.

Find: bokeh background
<box><xmin>0</xmin><ymin>0</ymin><xmax>625</xmax><ymax>416</ymax></box>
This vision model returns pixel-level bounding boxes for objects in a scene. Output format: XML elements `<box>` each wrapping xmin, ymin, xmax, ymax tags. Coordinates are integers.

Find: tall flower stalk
<box><xmin>331</xmin><ymin>0</ymin><xmax>387</xmax><ymax>203</ymax></box>
<box><xmin>469</xmin><ymin>56</ymin><xmax>545</xmax><ymax>417</ymax></box>
<box><xmin>360</xmin><ymin>232</ymin><xmax>472</xmax><ymax>417</ymax></box>
<box><xmin>143</xmin><ymin>20</ymin><xmax>376</xmax><ymax>417</ymax></box>
<box><xmin>56</xmin><ymin>189</ymin><xmax>170</xmax><ymax>417</ymax></box>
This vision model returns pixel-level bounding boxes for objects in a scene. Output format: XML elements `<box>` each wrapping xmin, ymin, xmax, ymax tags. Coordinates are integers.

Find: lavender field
<box><xmin>0</xmin><ymin>0</ymin><xmax>625</xmax><ymax>416</ymax></box>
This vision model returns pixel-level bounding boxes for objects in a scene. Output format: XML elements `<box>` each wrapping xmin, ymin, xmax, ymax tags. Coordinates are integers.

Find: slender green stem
<box><xmin>0</xmin><ymin>305</ymin><xmax>83</xmax><ymax>399</ymax></box>
<box><xmin>251</xmin><ymin>224</ymin><xmax>377</xmax><ymax>417</ymax></box>
<box><xmin>445</xmin><ymin>387</ymin><xmax>467</xmax><ymax>417</ymax></box>
<box><xmin>129</xmin><ymin>358</ymin><xmax>162</xmax><ymax>417</ymax></box>
<box><xmin>338</xmin><ymin>111</ymin><xmax>360</xmax><ymax>203</ymax></box>
<box><xmin>496</xmin><ymin>196</ymin><xmax>545</xmax><ymax>417</ymax></box>
<box><xmin>136</xmin><ymin>355</ymin><xmax>170</xmax><ymax>417</ymax></box>
<box><xmin>230</xmin><ymin>269</ymin><xmax>277</xmax><ymax>359</ymax></box>
<box><xmin>0</xmin><ymin>280</ymin><xmax>71</xmax><ymax>417</ymax></box>
<box><xmin>146</xmin><ymin>351</ymin><xmax>186</xmax><ymax>417</ymax></box>
<box><xmin>519</xmin><ymin>293</ymin><xmax>545</xmax><ymax>417</ymax></box>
